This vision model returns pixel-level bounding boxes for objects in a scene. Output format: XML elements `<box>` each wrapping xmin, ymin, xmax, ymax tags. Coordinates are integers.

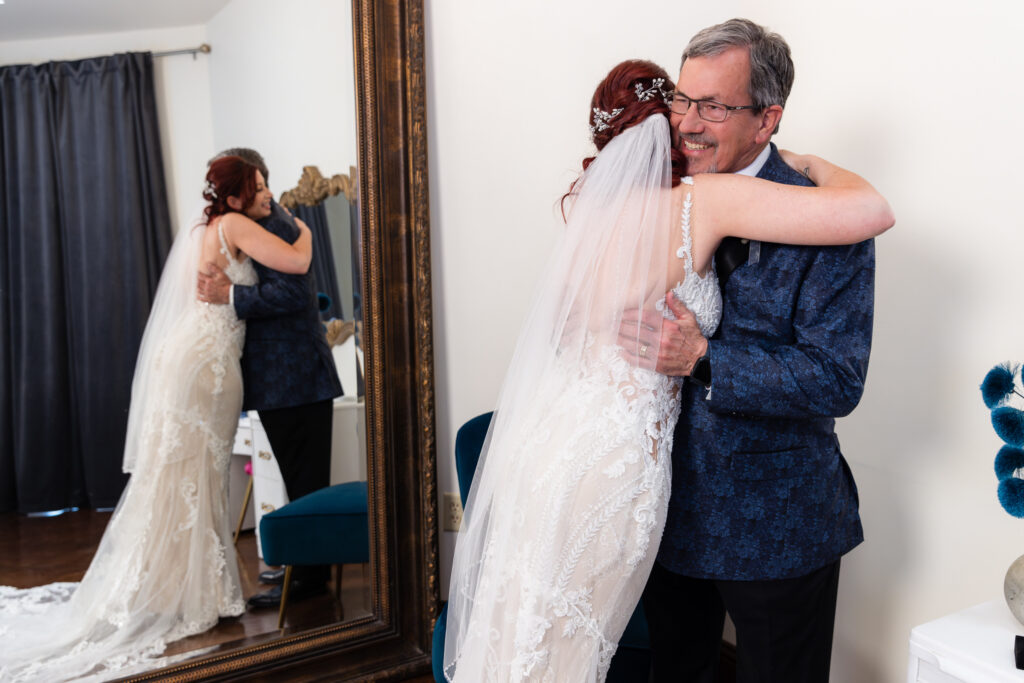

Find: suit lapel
<box><xmin>715</xmin><ymin>236</ymin><xmax>749</xmax><ymax>287</ymax></box>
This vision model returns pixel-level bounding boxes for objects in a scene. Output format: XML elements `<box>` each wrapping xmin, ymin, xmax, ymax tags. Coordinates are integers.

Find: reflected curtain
<box><xmin>294</xmin><ymin>202</ymin><xmax>343</xmax><ymax>320</ymax></box>
<box><xmin>0</xmin><ymin>52</ymin><xmax>172</xmax><ymax>513</ymax></box>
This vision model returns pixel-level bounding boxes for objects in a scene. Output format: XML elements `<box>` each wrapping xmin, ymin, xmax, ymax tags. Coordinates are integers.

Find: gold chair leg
<box><xmin>233</xmin><ymin>477</ymin><xmax>253</xmax><ymax>545</ymax></box>
<box><xmin>336</xmin><ymin>564</ymin><xmax>345</xmax><ymax>621</ymax></box>
<box><xmin>277</xmin><ymin>565</ymin><xmax>293</xmax><ymax>629</ymax></box>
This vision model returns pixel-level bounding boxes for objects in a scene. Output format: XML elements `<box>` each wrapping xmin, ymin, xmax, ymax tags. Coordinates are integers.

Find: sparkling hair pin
<box><xmin>635</xmin><ymin>77</ymin><xmax>671</xmax><ymax>105</ymax></box>
<box><xmin>589</xmin><ymin>106</ymin><xmax>623</xmax><ymax>134</ymax></box>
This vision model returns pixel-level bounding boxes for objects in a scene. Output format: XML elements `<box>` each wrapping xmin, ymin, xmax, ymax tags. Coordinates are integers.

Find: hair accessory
<box><xmin>589</xmin><ymin>106</ymin><xmax>623</xmax><ymax>134</ymax></box>
<box><xmin>591</xmin><ymin>77</ymin><xmax>674</xmax><ymax>135</ymax></box>
<box><xmin>635</xmin><ymin>77</ymin><xmax>672</xmax><ymax>106</ymax></box>
<box><xmin>204</xmin><ymin>179</ymin><xmax>218</xmax><ymax>199</ymax></box>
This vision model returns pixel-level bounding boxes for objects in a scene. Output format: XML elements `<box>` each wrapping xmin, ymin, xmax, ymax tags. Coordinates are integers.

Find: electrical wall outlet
<box><xmin>443</xmin><ymin>492</ymin><xmax>463</xmax><ymax>531</ymax></box>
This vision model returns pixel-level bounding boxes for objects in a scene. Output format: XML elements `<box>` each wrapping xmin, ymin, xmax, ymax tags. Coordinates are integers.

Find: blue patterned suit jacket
<box><xmin>657</xmin><ymin>144</ymin><xmax>872</xmax><ymax>581</ymax></box>
<box><xmin>233</xmin><ymin>201</ymin><xmax>342</xmax><ymax>411</ymax></box>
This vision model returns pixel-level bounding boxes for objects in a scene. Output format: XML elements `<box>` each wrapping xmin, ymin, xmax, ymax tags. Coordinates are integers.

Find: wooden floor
<box><xmin>0</xmin><ymin>508</ymin><xmax>372</xmax><ymax>664</ymax></box>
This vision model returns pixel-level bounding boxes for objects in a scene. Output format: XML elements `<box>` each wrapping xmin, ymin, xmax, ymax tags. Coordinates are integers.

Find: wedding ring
<box><xmin>639</xmin><ymin>344</ymin><xmax>648</xmax><ymax>358</ymax></box>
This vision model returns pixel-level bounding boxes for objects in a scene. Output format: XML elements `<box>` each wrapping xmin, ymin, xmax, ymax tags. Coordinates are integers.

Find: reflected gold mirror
<box><xmin>0</xmin><ymin>0</ymin><xmax>437</xmax><ymax>679</ymax></box>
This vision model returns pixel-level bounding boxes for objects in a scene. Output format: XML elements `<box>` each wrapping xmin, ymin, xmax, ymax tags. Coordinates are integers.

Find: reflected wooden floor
<box><xmin>0</xmin><ymin>508</ymin><xmax>371</xmax><ymax>660</ymax></box>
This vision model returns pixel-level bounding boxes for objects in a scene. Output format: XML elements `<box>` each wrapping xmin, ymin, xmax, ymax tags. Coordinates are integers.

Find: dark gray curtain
<box><xmin>294</xmin><ymin>202</ymin><xmax>343</xmax><ymax>320</ymax></box>
<box><xmin>0</xmin><ymin>52</ymin><xmax>172</xmax><ymax>513</ymax></box>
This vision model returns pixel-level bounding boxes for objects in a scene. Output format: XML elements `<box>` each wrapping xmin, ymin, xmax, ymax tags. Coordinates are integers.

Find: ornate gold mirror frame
<box><xmin>128</xmin><ymin>0</ymin><xmax>437</xmax><ymax>679</ymax></box>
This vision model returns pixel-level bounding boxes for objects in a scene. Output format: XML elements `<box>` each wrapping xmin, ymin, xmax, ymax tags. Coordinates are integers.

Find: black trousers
<box><xmin>258</xmin><ymin>398</ymin><xmax>334</xmax><ymax>585</ymax></box>
<box><xmin>642</xmin><ymin>559</ymin><xmax>841</xmax><ymax>683</ymax></box>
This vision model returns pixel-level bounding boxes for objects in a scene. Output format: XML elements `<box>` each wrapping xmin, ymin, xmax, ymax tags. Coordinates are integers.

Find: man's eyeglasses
<box><xmin>669</xmin><ymin>93</ymin><xmax>761</xmax><ymax>123</ymax></box>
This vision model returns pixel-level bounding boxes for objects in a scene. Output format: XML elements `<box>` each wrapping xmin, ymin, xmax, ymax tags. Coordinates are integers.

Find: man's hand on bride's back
<box><xmin>618</xmin><ymin>292</ymin><xmax>707</xmax><ymax>377</ymax></box>
<box><xmin>197</xmin><ymin>262</ymin><xmax>231</xmax><ymax>304</ymax></box>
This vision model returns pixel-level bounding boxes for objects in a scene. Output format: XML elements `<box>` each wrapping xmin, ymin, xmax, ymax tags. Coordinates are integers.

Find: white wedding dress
<box><xmin>0</xmin><ymin>223</ymin><xmax>255</xmax><ymax>683</ymax></box>
<box><xmin>444</xmin><ymin>115</ymin><xmax>721</xmax><ymax>683</ymax></box>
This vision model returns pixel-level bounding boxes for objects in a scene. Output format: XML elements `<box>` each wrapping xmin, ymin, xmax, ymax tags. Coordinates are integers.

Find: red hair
<box><xmin>563</xmin><ymin>60</ymin><xmax>685</xmax><ymax>216</ymax></box>
<box><xmin>203</xmin><ymin>156</ymin><xmax>259</xmax><ymax>222</ymax></box>
<box><xmin>585</xmin><ymin>59</ymin><xmax>684</xmax><ymax>184</ymax></box>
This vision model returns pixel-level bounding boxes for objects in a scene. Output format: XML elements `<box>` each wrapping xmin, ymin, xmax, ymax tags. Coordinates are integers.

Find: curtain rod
<box><xmin>152</xmin><ymin>44</ymin><xmax>211</xmax><ymax>59</ymax></box>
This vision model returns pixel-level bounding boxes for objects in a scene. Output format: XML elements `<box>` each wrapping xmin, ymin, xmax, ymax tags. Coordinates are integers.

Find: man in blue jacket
<box><xmin>198</xmin><ymin>148</ymin><xmax>343</xmax><ymax>608</ymax></box>
<box><xmin>641</xmin><ymin>19</ymin><xmax>873</xmax><ymax>682</ymax></box>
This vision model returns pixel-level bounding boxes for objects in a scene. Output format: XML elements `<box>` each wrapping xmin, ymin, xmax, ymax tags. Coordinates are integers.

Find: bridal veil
<box><xmin>443</xmin><ymin>115</ymin><xmax>677</xmax><ymax>680</ymax></box>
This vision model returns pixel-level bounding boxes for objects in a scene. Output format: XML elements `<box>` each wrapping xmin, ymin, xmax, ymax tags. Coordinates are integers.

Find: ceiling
<box><xmin>0</xmin><ymin>0</ymin><xmax>232</xmax><ymax>42</ymax></box>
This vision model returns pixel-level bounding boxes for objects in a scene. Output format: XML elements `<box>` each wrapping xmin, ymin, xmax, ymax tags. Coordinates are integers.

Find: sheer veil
<box><xmin>122</xmin><ymin>210</ymin><xmax>204</xmax><ymax>472</ymax></box>
<box><xmin>443</xmin><ymin>115</ymin><xmax>676</xmax><ymax>679</ymax></box>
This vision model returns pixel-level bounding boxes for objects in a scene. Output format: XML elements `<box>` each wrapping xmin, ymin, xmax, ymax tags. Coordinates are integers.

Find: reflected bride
<box><xmin>0</xmin><ymin>158</ymin><xmax>312</xmax><ymax>683</ymax></box>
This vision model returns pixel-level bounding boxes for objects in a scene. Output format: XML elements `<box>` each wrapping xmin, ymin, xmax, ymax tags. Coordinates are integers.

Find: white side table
<box><xmin>229</xmin><ymin>414</ymin><xmax>256</xmax><ymax>537</ymax></box>
<box><xmin>247</xmin><ymin>411</ymin><xmax>290</xmax><ymax>559</ymax></box>
<box><xmin>908</xmin><ymin>600</ymin><xmax>1024</xmax><ymax>682</ymax></box>
<box><xmin>330</xmin><ymin>396</ymin><xmax>366</xmax><ymax>484</ymax></box>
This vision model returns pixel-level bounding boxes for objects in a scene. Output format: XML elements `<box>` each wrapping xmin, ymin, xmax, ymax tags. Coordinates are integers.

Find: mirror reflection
<box><xmin>0</xmin><ymin>0</ymin><xmax>371</xmax><ymax>678</ymax></box>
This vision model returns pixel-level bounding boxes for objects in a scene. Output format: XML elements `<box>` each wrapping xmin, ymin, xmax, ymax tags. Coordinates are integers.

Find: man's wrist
<box><xmin>690</xmin><ymin>343</ymin><xmax>711</xmax><ymax>389</ymax></box>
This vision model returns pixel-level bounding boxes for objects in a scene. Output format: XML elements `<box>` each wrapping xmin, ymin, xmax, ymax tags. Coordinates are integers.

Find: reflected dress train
<box><xmin>0</xmin><ymin>224</ymin><xmax>255</xmax><ymax>683</ymax></box>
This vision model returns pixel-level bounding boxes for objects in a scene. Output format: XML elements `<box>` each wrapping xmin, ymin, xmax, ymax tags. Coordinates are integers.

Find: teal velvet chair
<box><xmin>259</xmin><ymin>480</ymin><xmax>369</xmax><ymax>628</ymax></box>
<box><xmin>431</xmin><ymin>412</ymin><xmax>651</xmax><ymax>681</ymax></box>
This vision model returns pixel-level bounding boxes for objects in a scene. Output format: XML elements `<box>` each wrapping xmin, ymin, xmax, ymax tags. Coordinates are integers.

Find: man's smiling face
<box><xmin>671</xmin><ymin>46</ymin><xmax>766</xmax><ymax>175</ymax></box>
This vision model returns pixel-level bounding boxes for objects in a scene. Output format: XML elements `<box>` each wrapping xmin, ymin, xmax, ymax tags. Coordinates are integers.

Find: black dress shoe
<box><xmin>258</xmin><ymin>568</ymin><xmax>286</xmax><ymax>585</ymax></box>
<box><xmin>247</xmin><ymin>580</ymin><xmax>328</xmax><ymax>609</ymax></box>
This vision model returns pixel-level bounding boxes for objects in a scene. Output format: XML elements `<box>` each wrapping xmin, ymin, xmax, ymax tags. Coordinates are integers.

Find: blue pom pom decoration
<box><xmin>982</xmin><ymin>364</ymin><xmax>1017</xmax><ymax>408</ymax></box>
<box><xmin>317</xmin><ymin>292</ymin><xmax>332</xmax><ymax>312</ymax></box>
<box><xmin>995</xmin><ymin>445</ymin><xmax>1024</xmax><ymax>480</ymax></box>
<box><xmin>999</xmin><ymin>477</ymin><xmax>1024</xmax><ymax>517</ymax></box>
<box><xmin>993</xmin><ymin>407</ymin><xmax>1024</xmax><ymax>446</ymax></box>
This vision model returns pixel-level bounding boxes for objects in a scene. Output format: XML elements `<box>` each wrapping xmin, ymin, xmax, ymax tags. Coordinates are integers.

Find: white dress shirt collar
<box><xmin>734</xmin><ymin>144</ymin><xmax>772</xmax><ymax>177</ymax></box>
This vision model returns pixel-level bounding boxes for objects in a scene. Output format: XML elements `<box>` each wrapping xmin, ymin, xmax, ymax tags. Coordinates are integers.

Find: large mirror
<box><xmin>0</xmin><ymin>0</ymin><xmax>437</xmax><ymax>679</ymax></box>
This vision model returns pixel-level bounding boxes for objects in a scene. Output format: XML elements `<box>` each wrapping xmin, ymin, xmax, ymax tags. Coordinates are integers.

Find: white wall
<box><xmin>207</xmin><ymin>0</ymin><xmax>357</xmax><ymax>196</ymax></box>
<box><xmin>0</xmin><ymin>0</ymin><xmax>359</xmax><ymax>233</ymax></box>
<box><xmin>426</xmin><ymin>1</ymin><xmax>1024</xmax><ymax>681</ymax></box>
<box><xmin>0</xmin><ymin>26</ymin><xmax>215</xmax><ymax>233</ymax></box>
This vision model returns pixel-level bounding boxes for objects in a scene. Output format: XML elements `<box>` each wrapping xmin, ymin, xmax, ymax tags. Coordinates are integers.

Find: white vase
<box><xmin>1004</xmin><ymin>554</ymin><xmax>1024</xmax><ymax>625</ymax></box>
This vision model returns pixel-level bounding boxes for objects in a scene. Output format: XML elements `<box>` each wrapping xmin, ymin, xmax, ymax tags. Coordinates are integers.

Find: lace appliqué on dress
<box><xmin>656</xmin><ymin>176</ymin><xmax>722</xmax><ymax>339</ymax></box>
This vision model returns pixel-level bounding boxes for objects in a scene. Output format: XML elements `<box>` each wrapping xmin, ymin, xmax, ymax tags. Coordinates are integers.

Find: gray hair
<box><xmin>209</xmin><ymin>147</ymin><xmax>270</xmax><ymax>184</ymax></box>
<box><xmin>682</xmin><ymin>18</ymin><xmax>794</xmax><ymax>132</ymax></box>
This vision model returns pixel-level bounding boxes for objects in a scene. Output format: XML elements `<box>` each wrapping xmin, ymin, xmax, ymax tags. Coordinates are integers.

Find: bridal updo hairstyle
<box><xmin>584</xmin><ymin>59</ymin><xmax>685</xmax><ymax>187</ymax></box>
<box><xmin>203</xmin><ymin>156</ymin><xmax>260</xmax><ymax>222</ymax></box>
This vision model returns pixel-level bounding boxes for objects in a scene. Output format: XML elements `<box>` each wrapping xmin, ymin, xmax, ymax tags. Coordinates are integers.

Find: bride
<box><xmin>0</xmin><ymin>156</ymin><xmax>313</xmax><ymax>682</ymax></box>
<box><xmin>442</xmin><ymin>59</ymin><xmax>894</xmax><ymax>682</ymax></box>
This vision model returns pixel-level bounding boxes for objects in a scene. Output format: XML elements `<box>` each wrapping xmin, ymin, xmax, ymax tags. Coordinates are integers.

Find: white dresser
<box><xmin>907</xmin><ymin>600</ymin><xmax>1024</xmax><ymax>682</ymax></box>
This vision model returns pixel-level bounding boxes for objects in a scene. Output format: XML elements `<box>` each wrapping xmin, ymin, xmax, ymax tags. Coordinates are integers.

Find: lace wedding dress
<box><xmin>0</xmin><ymin>223</ymin><xmax>254</xmax><ymax>683</ymax></box>
<box><xmin>444</xmin><ymin>116</ymin><xmax>721</xmax><ymax>683</ymax></box>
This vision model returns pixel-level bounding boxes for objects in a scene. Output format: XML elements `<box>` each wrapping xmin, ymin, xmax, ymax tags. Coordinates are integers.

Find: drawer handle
<box><xmin>258</xmin><ymin>451</ymin><xmax>272</xmax><ymax>460</ymax></box>
<box><xmin>244</xmin><ymin>439</ymin><xmax>251</xmax><ymax>446</ymax></box>
<box><xmin>261</xmin><ymin>503</ymin><xmax>276</xmax><ymax>512</ymax></box>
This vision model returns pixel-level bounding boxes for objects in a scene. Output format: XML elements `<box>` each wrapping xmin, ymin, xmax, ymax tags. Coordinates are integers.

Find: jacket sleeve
<box><xmin>231</xmin><ymin>208</ymin><xmax>311</xmax><ymax>320</ymax></box>
<box><xmin>706</xmin><ymin>239</ymin><xmax>875</xmax><ymax>418</ymax></box>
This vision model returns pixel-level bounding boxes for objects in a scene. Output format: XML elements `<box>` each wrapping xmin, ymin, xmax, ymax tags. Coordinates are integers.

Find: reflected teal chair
<box><xmin>431</xmin><ymin>412</ymin><xmax>651</xmax><ymax>681</ymax></box>
<box><xmin>259</xmin><ymin>480</ymin><xmax>369</xmax><ymax>628</ymax></box>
